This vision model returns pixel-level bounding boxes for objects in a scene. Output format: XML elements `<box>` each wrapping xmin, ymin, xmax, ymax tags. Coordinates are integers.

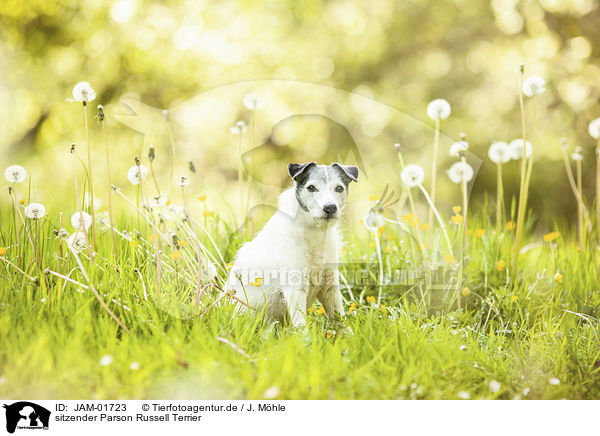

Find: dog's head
<box><xmin>288</xmin><ymin>162</ymin><xmax>359</xmax><ymax>222</ymax></box>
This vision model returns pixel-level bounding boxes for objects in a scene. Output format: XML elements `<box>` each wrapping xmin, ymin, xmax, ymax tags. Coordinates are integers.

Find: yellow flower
<box><xmin>496</xmin><ymin>260</ymin><xmax>505</xmax><ymax>271</ymax></box>
<box><xmin>445</xmin><ymin>254</ymin><xmax>455</xmax><ymax>264</ymax></box>
<box><xmin>380</xmin><ymin>304</ymin><xmax>388</xmax><ymax>315</ymax></box>
<box><xmin>165</xmin><ymin>200</ymin><xmax>173</xmax><ymax>206</ymax></box>
<box><xmin>369</xmin><ymin>242</ymin><xmax>376</xmax><ymax>248</ymax></box>
<box><xmin>148</xmin><ymin>233</ymin><xmax>157</xmax><ymax>241</ymax></box>
<box><xmin>340</xmin><ymin>247</ymin><xmax>346</xmax><ymax>255</ymax></box>
<box><xmin>419</xmin><ymin>243</ymin><xmax>427</xmax><ymax>250</ymax></box>
<box><xmin>461</xmin><ymin>287</ymin><xmax>470</xmax><ymax>297</ymax></box>
<box><xmin>325</xmin><ymin>330</ymin><xmax>335</xmax><ymax>338</ymax></box>
<box><xmin>474</xmin><ymin>228</ymin><xmax>485</xmax><ymax>238</ymax></box>
<box><xmin>0</xmin><ymin>247</ymin><xmax>6</xmax><ymax>256</ymax></box>
<box><xmin>170</xmin><ymin>250</ymin><xmax>181</xmax><ymax>260</ymax></box>
<box><xmin>510</xmin><ymin>295</ymin><xmax>518</xmax><ymax>302</ymax></box>
<box><xmin>543</xmin><ymin>232</ymin><xmax>560</xmax><ymax>243</ymax></box>
<box><xmin>377</xmin><ymin>226</ymin><xmax>385</xmax><ymax>237</ymax></box>
<box><xmin>178</xmin><ymin>240</ymin><xmax>187</xmax><ymax>247</ymax></box>
<box><xmin>366</xmin><ymin>296</ymin><xmax>376</xmax><ymax>304</ymax></box>
<box><xmin>348</xmin><ymin>303</ymin><xmax>356</xmax><ymax>314</ymax></box>
<box><xmin>19</xmin><ymin>199</ymin><xmax>25</xmax><ymax>205</ymax></box>
<box><xmin>554</xmin><ymin>272</ymin><xmax>563</xmax><ymax>284</ymax></box>
<box><xmin>452</xmin><ymin>205</ymin><xmax>462</xmax><ymax>214</ymax></box>
<box><xmin>506</xmin><ymin>221</ymin><xmax>515</xmax><ymax>230</ymax></box>
<box><xmin>250</xmin><ymin>277</ymin><xmax>263</xmax><ymax>287</ymax></box>
<box><xmin>307</xmin><ymin>306</ymin><xmax>316</xmax><ymax>314</ymax></box>
<box><xmin>226</xmin><ymin>262</ymin><xmax>234</xmax><ymax>271</ymax></box>
<box><xmin>317</xmin><ymin>306</ymin><xmax>325</xmax><ymax>315</ymax></box>
<box><xmin>197</xmin><ymin>195</ymin><xmax>207</xmax><ymax>202</ymax></box>
<box><xmin>451</xmin><ymin>214</ymin><xmax>463</xmax><ymax>224</ymax></box>
<box><xmin>403</xmin><ymin>213</ymin><xmax>416</xmax><ymax>227</ymax></box>
<box><xmin>386</xmin><ymin>234</ymin><xmax>392</xmax><ymax>240</ymax></box>
<box><xmin>202</xmin><ymin>210</ymin><xmax>213</xmax><ymax>217</ymax></box>
<box><xmin>129</xmin><ymin>240</ymin><xmax>138</xmax><ymax>248</ymax></box>
<box><xmin>420</xmin><ymin>223</ymin><xmax>429</xmax><ymax>230</ymax></box>
<box><xmin>467</xmin><ymin>229</ymin><xmax>472</xmax><ymax>236</ymax></box>
<box><xmin>368</xmin><ymin>194</ymin><xmax>379</xmax><ymax>202</ymax></box>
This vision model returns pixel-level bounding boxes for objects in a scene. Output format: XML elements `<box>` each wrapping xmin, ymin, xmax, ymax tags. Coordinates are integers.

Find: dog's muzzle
<box><xmin>323</xmin><ymin>203</ymin><xmax>338</xmax><ymax>219</ymax></box>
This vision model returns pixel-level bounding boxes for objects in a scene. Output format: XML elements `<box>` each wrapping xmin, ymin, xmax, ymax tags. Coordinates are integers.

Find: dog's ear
<box><xmin>332</xmin><ymin>163</ymin><xmax>359</xmax><ymax>183</ymax></box>
<box><xmin>288</xmin><ymin>162</ymin><xmax>316</xmax><ymax>182</ymax></box>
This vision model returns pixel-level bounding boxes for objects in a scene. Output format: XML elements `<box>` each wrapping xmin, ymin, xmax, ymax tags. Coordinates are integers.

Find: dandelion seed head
<box><xmin>457</xmin><ymin>391</ymin><xmax>471</xmax><ymax>400</ymax></box>
<box><xmin>243</xmin><ymin>92</ymin><xmax>265</xmax><ymax>110</ymax></box>
<box><xmin>588</xmin><ymin>118</ymin><xmax>600</xmax><ymax>140</ymax></box>
<box><xmin>426</xmin><ymin>98</ymin><xmax>451</xmax><ymax>121</ymax></box>
<box><xmin>488</xmin><ymin>141</ymin><xmax>511</xmax><ymax>164</ymax></box>
<box><xmin>571</xmin><ymin>151</ymin><xmax>583</xmax><ymax>161</ymax></box>
<box><xmin>401</xmin><ymin>164</ymin><xmax>425</xmax><ymax>188</ymax></box>
<box><xmin>522</xmin><ymin>76</ymin><xmax>546</xmax><ymax>97</ymax></box>
<box><xmin>509</xmin><ymin>139</ymin><xmax>532</xmax><ymax>160</ymax></box>
<box><xmin>447</xmin><ymin>162</ymin><xmax>474</xmax><ymax>184</ymax></box>
<box><xmin>24</xmin><ymin>203</ymin><xmax>46</xmax><ymax>220</ymax></box>
<box><xmin>449</xmin><ymin>141</ymin><xmax>469</xmax><ymax>157</ymax></box>
<box><xmin>127</xmin><ymin>165</ymin><xmax>148</xmax><ymax>185</ymax></box>
<box><xmin>56</xmin><ymin>228</ymin><xmax>69</xmax><ymax>240</ymax></box>
<box><xmin>67</xmin><ymin>231</ymin><xmax>88</xmax><ymax>254</ymax></box>
<box><xmin>4</xmin><ymin>165</ymin><xmax>26</xmax><ymax>183</ymax></box>
<box><xmin>549</xmin><ymin>377</ymin><xmax>560</xmax><ymax>386</ymax></box>
<box><xmin>130</xmin><ymin>361</ymin><xmax>140</xmax><ymax>370</ymax></box>
<box><xmin>230</xmin><ymin>120</ymin><xmax>248</xmax><ymax>135</ymax></box>
<box><xmin>99</xmin><ymin>355</ymin><xmax>114</xmax><ymax>366</ymax></box>
<box><xmin>488</xmin><ymin>380</ymin><xmax>501</xmax><ymax>393</ymax></box>
<box><xmin>96</xmin><ymin>212</ymin><xmax>110</xmax><ymax>228</ymax></box>
<box><xmin>72</xmin><ymin>81</ymin><xmax>97</xmax><ymax>103</ymax></box>
<box><xmin>364</xmin><ymin>210</ymin><xmax>384</xmax><ymax>232</ymax></box>
<box><xmin>71</xmin><ymin>211</ymin><xmax>92</xmax><ymax>231</ymax></box>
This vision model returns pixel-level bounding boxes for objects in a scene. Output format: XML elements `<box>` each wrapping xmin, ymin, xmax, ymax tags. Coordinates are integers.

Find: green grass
<box><xmin>1</xmin><ymin>198</ymin><xmax>600</xmax><ymax>400</ymax></box>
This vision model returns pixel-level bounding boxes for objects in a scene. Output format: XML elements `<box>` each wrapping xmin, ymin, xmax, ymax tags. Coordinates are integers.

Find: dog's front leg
<box><xmin>282</xmin><ymin>286</ymin><xmax>308</xmax><ymax>328</ymax></box>
<box><xmin>318</xmin><ymin>281</ymin><xmax>345</xmax><ymax>322</ymax></box>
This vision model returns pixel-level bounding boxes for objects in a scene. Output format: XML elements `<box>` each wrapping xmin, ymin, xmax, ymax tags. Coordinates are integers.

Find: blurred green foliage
<box><xmin>1</xmin><ymin>0</ymin><xmax>599</xmax><ymax>226</ymax></box>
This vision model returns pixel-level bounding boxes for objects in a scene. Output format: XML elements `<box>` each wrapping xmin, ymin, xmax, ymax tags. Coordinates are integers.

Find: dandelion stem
<box><xmin>165</xmin><ymin>115</ymin><xmax>177</xmax><ymax>193</ymax></box>
<box><xmin>373</xmin><ymin>229</ymin><xmax>384</xmax><ymax>305</ymax></box>
<box><xmin>100</xmin><ymin>118</ymin><xmax>118</xmax><ymax>263</ymax></box>
<box><xmin>428</xmin><ymin>118</ymin><xmax>440</xmax><ymax>230</ymax></box>
<box><xmin>10</xmin><ymin>186</ymin><xmax>22</xmax><ymax>267</ymax></box>
<box><xmin>71</xmin><ymin>144</ymin><xmax>94</xmax><ymax>264</ymax></box>
<box><xmin>496</xmin><ymin>163</ymin><xmax>503</xmax><ymax>232</ymax></box>
<box><xmin>560</xmin><ymin>144</ymin><xmax>589</xmax><ymax>224</ymax></box>
<box><xmin>83</xmin><ymin>104</ymin><xmax>97</xmax><ymax>252</ymax></box>
<box><xmin>0</xmin><ymin>254</ymin><xmax>38</xmax><ymax>283</ymax></box>
<box><xmin>596</xmin><ymin>142</ymin><xmax>600</xmax><ymax>247</ymax></box>
<box><xmin>576</xmin><ymin>155</ymin><xmax>584</xmax><ymax>250</ymax></box>
<box><xmin>238</xmin><ymin>133</ymin><xmax>244</xmax><ymax>225</ymax></box>
<box><xmin>512</xmin><ymin>67</ymin><xmax>528</xmax><ymax>281</ymax></box>
<box><xmin>417</xmin><ymin>183</ymin><xmax>453</xmax><ymax>255</ymax></box>
<box><xmin>461</xmin><ymin>155</ymin><xmax>469</xmax><ymax>269</ymax></box>
<box><xmin>181</xmin><ymin>185</ymin><xmax>207</xmax><ymax>305</ymax></box>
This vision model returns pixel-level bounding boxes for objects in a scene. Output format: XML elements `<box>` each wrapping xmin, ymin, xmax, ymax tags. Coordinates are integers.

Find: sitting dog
<box><xmin>226</xmin><ymin>162</ymin><xmax>359</xmax><ymax>327</ymax></box>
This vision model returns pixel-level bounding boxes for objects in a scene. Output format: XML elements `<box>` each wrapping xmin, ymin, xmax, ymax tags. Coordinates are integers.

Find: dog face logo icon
<box><xmin>2</xmin><ymin>402</ymin><xmax>50</xmax><ymax>433</ymax></box>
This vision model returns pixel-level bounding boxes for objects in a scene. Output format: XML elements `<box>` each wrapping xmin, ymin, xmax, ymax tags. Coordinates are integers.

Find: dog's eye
<box><xmin>306</xmin><ymin>185</ymin><xmax>318</xmax><ymax>192</ymax></box>
<box><xmin>335</xmin><ymin>185</ymin><xmax>344</xmax><ymax>193</ymax></box>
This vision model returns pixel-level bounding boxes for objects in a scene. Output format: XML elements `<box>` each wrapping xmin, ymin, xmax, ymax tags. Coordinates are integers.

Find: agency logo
<box><xmin>2</xmin><ymin>402</ymin><xmax>50</xmax><ymax>434</ymax></box>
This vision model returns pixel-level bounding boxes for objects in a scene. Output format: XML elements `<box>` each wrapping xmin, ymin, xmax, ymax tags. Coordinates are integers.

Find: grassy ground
<box><xmin>1</xmin><ymin>198</ymin><xmax>599</xmax><ymax>400</ymax></box>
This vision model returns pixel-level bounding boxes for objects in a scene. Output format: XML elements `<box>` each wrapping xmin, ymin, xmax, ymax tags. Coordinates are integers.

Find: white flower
<box><xmin>488</xmin><ymin>380</ymin><xmax>501</xmax><ymax>393</ymax></box>
<box><xmin>4</xmin><ymin>165</ymin><xmax>26</xmax><ymax>183</ymax></box>
<box><xmin>230</xmin><ymin>120</ymin><xmax>248</xmax><ymax>135</ymax></box>
<box><xmin>177</xmin><ymin>176</ymin><xmax>190</xmax><ymax>187</ymax></box>
<box><xmin>588</xmin><ymin>118</ymin><xmax>600</xmax><ymax>140</ymax></box>
<box><xmin>67</xmin><ymin>231</ymin><xmax>88</xmax><ymax>253</ymax></box>
<box><xmin>401</xmin><ymin>164</ymin><xmax>425</xmax><ymax>188</ymax></box>
<box><xmin>426</xmin><ymin>99</ymin><xmax>451</xmax><ymax>121</ymax></box>
<box><xmin>130</xmin><ymin>361</ymin><xmax>140</xmax><ymax>370</ymax></box>
<box><xmin>509</xmin><ymin>139</ymin><xmax>532</xmax><ymax>160</ymax></box>
<box><xmin>549</xmin><ymin>377</ymin><xmax>560</xmax><ymax>386</ymax></box>
<box><xmin>364</xmin><ymin>210</ymin><xmax>384</xmax><ymax>232</ymax></box>
<box><xmin>71</xmin><ymin>211</ymin><xmax>92</xmax><ymax>231</ymax></box>
<box><xmin>96</xmin><ymin>211</ymin><xmax>110</xmax><ymax>228</ymax></box>
<box><xmin>488</xmin><ymin>141</ymin><xmax>511</xmax><ymax>164</ymax></box>
<box><xmin>127</xmin><ymin>165</ymin><xmax>148</xmax><ymax>185</ymax></box>
<box><xmin>72</xmin><ymin>81</ymin><xmax>97</xmax><ymax>103</ymax></box>
<box><xmin>24</xmin><ymin>203</ymin><xmax>46</xmax><ymax>219</ymax></box>
<box><xmin>522</xmin><ymin>76</ymin><xmax>546</xmax><ymax>97</ymax></box>
<box><xmin>457</xmin><ymin>391</ymin><xmax>471</xmax><ymax>400</ymax></box>
<box><xmin>447</xmin><ymin>162</ymin><xmax>474</xmax><ymax>184</ymax></box>
<box><xmin>449</xmin><ymin>141</ymin><xmax>469</xmax><ymax>157</ymax></box>
<box><xmin>571</xmin><ymin>146</ymin><xmax>583</xmax><ymax>161</ymax></box>
<box><xmin>99</xmin><ymin>355</ymin><xmax>114</xmax><ymax>366</ymax></box>
<box><xmin>243</xmin><ymin>92</ymin><xmax>264</xmax><ymax>110</ymax></box>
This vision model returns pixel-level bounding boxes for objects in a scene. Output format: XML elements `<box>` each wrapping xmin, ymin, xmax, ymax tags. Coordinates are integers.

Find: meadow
<box><xmin>1</xmin><ymin>77</ymin><xmax>600</xmax><ymax>401</ymax></box>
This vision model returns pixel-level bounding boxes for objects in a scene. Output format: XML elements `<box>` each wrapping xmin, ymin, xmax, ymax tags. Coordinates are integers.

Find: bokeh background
<box><xmin>1</xmin><ymin>0</ymin><xmax>599</xmax><ymax>229</ymax></box>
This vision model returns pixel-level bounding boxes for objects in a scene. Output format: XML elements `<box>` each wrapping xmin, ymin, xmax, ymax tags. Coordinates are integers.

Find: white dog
<box><xmin>225</xmin><ymin>162</ymin><xmax>359</xmax><ymax>327</ymax></box>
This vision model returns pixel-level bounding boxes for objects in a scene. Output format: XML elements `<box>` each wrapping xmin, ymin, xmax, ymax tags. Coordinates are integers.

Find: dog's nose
<box><xmin>323</xmin><ymin>203</ymin><xmax>338</xmax><ymax>217</ymax></box>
